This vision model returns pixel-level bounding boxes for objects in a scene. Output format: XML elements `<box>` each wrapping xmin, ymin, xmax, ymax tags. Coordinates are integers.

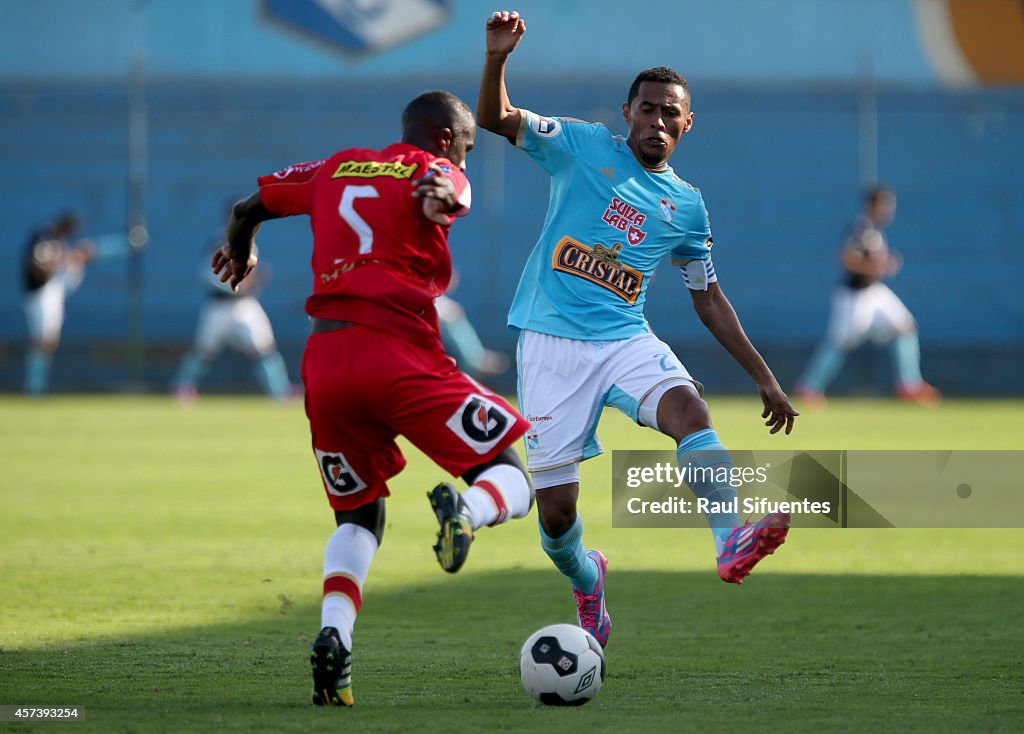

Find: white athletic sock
<box><xmin>321</xmin><ymin>523</ymin><xmax>378</xmax><ymax>651</ymax></box>
<box><xmin>461</xmin><ymin>464</ymin><xmax>533</xmax><ymax>530</ymax></box>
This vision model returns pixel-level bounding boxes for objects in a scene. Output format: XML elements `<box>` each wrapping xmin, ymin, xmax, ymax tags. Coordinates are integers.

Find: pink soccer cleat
<box><xmin>895</xmin><ymin>382</ymin><xmax>941</xmax><ymax>407</ymax></box>
<box><xmin>717</xmin><ymin>512</ymin><xmax>790</xmax><ymax>584</ymax></box>
<box><xmin>573</xmin><ymin>550</ymin><xmax>611</xmax><ymax>648</ymax></box>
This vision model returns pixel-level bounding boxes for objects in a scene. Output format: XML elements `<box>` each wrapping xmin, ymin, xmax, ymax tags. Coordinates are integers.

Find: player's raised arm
<box><xmin>688</xmin><ymin>283</ymin><xmax>799</xmax><ymax>435</ymax></box>
<box><xmin>477</xmin><ymin>10</ymin><xmax>526</xmax><ymax>143</ymax></box>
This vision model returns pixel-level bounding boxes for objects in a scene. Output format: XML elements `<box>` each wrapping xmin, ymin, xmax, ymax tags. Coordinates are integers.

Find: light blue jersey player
<box><xmin>508</xmin><ymin>109</ymin><xmax>714</xmax><ymax>341</ymax></box>
<box><xmin>477</xmin><ymin>10</ymin><xmax>800</xmax><ymax>647</ymax></box>
<box><xmin>795</xmin><ymin>185</ymin><xmax>941</xmax><ymax>407</ymax></box>
<box><xmin>509</xmin><ymin>108</ymin><xmax>719</xmax><ymax>470</ymax></box>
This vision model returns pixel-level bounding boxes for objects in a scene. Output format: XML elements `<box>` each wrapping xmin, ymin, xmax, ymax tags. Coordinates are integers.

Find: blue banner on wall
<box><xmin>262</xmin><ymin>0</ymin><xmax>450</xmax><ymax>56</ymax></box>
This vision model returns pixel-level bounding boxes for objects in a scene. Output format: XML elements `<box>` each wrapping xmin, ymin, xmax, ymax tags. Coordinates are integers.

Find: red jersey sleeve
<box><xmin>257</xmin><ymin>159</ymin><xmax>327</xmax><ymax>217</ymax></box>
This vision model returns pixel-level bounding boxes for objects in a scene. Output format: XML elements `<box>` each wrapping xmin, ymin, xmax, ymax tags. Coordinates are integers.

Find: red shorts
<box><xmin>300</xmin><ymin>325</ymin><xmax>530</xmax><ymax>510</ymax></box>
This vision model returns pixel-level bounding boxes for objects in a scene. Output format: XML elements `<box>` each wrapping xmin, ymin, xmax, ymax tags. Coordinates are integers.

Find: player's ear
<box><xmin>621</xmin><ymin>102</ymin><xmax>631</xmax><ymax>124</ymax></box>
<box><xmin>682</xmin><ymin>111</ymin><xmax>694</xmax><ymax>134</ymax></box>
<box><xmin>436</xmin><ymin>127</ymin><xmax>454</xmax><ymax>156</ymax></box>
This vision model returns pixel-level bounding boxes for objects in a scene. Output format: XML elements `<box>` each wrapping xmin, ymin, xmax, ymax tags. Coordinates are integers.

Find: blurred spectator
<box><xmin>21</xmin><ymin>212</ymin><xmax>97</xmax><ymax>396</ymax></box>
<box><xmin>172</xmin><ymin>218</ymin><xmax>294</xmax><ymax>402</ymax></box>
<box><xmin>795</xmin><ymin>186</ymin><xmax>940</xmax><ymax>407</ymax></box>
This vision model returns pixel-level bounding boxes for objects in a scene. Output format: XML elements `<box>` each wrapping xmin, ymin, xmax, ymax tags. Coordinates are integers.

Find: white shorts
<box><xmin>516</xmin><ymin>330</ymin><xmax>701</xmax><ymax>471</ymax></box>
<box><xmin>193</xmin><ymin>297</ymin><xmax>277</xmax><ymax>357</ymax></box>
<box><xmin>826</xmin><ymin>283</ymin><xmax>915</xmax><ymax>349</ymax></box>
<box><xmin>23</xmin><ymin>264</ymin><xmax>84</xmax><ymax>343</ymax></box>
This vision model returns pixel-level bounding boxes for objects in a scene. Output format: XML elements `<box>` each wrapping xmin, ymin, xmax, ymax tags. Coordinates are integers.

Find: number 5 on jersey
<box><xmin>338</xmin><ymin>185</ymin><xmax>379</xmax><ymax>254</ymax></box>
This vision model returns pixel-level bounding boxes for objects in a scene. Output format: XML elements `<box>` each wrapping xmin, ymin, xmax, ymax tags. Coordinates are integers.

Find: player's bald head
<box><xmin>402</xmin><ymin>90</ymin><xmax>476</xmax><ymax>169</ymax></box>
<box><xmin>402</xmin><ymin>90</ymin><xmax>474</xmax><ymax>141</ymax></box>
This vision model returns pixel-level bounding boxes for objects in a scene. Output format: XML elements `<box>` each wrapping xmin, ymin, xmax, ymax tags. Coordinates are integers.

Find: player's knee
<box><xmin>334</xmin><ymin>497</ymin><xmax>386</xmax><ymax>546</ymax></box>
<box><xmin>656</xmin><ymin>386</ymin><xmax>711</xmax><ymax>442</ymax></box>
<box><xmin>534</xmin><ymin>481</ymin><xmax>578</xmax><ymax>538</ymax></box>
<box><xmin>537</xmin><ymin>498</ymin><xmax>576</xmax><ymax>537</ymax></box>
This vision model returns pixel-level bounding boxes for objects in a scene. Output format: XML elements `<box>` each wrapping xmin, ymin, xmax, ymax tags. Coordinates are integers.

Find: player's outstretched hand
<box><xmin>211</xmin><ymin>243</ymin><xmax>257</xmax><ymax>292</ymax></box>
<box><xmin>759</xmin><ymin>382</ymin><xmax>799</xmax><ymax>435</ymax></box>
<box><xmin>486</xmin><ymin>10</ymin><xmax>526</xmax><ymax>55</ymax></box>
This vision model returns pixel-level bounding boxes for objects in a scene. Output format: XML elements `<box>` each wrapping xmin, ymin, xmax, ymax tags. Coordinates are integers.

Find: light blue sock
<box><xmin>798</xmin><ymin>342</ymin><xmax>846</xmax><ymax>393</ymax></box>
<box><xmin>539</xmin><ymin>516</ymin><xmax>597</xmax><ymax>594</ymax></box>
<box><xmin>24</xmin><ymin>348</ymin><xmax>52</xmax><ymax>396</ymax></box>
<box><xmin>677</xmin><ymin>428</ymin><xmax>739</xmax><ymax>556</ymax></box>
<box><xmin>173</xmin><ymin>351</ymin><xmax>209</xmax><ymax>391</ymax></box>
<box><xmin>255</xmin><ymin>351</ymin><xmax>291</xmax><ymax>399</ymax></box>
<box><xmin>891</xmin><ymin>331</ymin><xmax>923</xmax><ymax>388</ymax></box>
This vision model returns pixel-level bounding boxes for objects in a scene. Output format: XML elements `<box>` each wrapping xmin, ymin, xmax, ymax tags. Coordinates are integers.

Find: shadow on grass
<box><xmin>1</xmin><ymin>571</ymin><xmax>1022</xmax><ymax>734</ymax></box>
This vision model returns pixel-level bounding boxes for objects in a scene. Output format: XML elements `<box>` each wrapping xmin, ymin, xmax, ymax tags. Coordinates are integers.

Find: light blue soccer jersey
<box><xmin>508</xmin><ymin>109</ymin><xmax>713</xmax><ymax>340</ymax></box>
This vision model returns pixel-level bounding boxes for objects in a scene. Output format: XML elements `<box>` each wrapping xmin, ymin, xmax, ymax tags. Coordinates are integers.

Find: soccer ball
<box><xmin>519</xmin><ymin>624</ymin><xmax>605</xmax><ymax>706</ymax></box>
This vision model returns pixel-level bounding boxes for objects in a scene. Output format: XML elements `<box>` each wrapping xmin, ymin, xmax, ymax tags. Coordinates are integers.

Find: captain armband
<box><xmin>679</xmin><ymin>256</ymin><xmax>718</xmax><ymax>291</ymax></box>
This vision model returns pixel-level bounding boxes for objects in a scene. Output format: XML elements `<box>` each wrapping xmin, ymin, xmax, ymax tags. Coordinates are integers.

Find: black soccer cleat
<box><xmin>310</xmin><ymin>626</ymin><xmax>354</xmax><ymax>707</ymax></box>
<box><xmin>427</xmin><ymin>482</ymin><xmax>474</xmax><ymax>574</ymax></box>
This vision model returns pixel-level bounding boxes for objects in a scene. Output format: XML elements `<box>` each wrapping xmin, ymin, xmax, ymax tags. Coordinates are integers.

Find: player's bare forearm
<box><xmin>214</xmin><ymin>192</ymin><xmax>278</xmax><ymax>291</ymax></box>
<box><xmin>690</xmin><ymin>284</ymin><xmax>798</xmax><ymax>434</ymax></box>
<box><xmin>478</xmin><ymin>10</ymin><xmax>525</xmax><ymax>142</ymax></box>
<box><xmin>691</xmin><ymin>285</ymin><xmax>773</xmax><ymax>383</ymax></box>
<box><xmin>478</xmin><ymin>55</ymin><xmax>520</xmax><ymax>141</ymax></box>
<box><xmin>227</xmin><ymin>193</ymin><xmax>274</xmax><ymax>251</ymax></box>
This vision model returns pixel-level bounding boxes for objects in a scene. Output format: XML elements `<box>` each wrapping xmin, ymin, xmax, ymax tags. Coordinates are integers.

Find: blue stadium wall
<box><xmin>1</xmin><ymin>1</ymin><xmax>1022</xmax><ymax>395</ymax></box>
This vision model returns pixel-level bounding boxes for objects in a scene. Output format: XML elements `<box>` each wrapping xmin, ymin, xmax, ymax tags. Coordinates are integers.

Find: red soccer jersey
<box><xmin>257</xmin><ymin>143</ymin><xmax>471</xmax><ymax>345</ymax></box>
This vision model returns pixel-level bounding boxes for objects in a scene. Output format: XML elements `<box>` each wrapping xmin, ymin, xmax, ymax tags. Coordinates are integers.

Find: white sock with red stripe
<box><xmin>461</xmin><ymin>464</ymin><xmax>532</xmax><ymax>531</ymax></box>
<box><xmin>321</xmin><ymin>523</ymin><xmax>378</xmax><ymax>651</ymax></box>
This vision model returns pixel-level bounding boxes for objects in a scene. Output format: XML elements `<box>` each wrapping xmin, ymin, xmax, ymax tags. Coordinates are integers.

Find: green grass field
<box><xmin>2</xmin><ymin>396</ymin><xmax>1023</xmax><ymax>733</ymax></box>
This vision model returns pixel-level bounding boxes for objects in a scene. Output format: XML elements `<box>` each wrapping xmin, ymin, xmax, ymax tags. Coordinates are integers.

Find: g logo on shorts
<box><xmin>315</xmin><ymin>448</ymin><xmax>367</xmax><ymax>497</ymax></box>
<box><xmin>446</xmin><ymin>394</ymin><xmax>515</xmax><ymax>454</ymax></box>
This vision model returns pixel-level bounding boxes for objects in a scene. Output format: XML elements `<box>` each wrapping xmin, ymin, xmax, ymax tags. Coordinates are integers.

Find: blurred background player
<box><xmin>213</xmin><ymin>90</ymin><xmax>532</xmax><ymax>708</ymax></box>
<box><xmin>436</xmin><ymin>270</ymin><xmax>509</xmax><ymax>379</ymax></box>
<box><xmin>172</xmin><ymin>214</ymin><xmax>293</xmax><ymax>403</ymax></box>
<box><xmin>21</xmin><ymin>211</ymin><xmax>134</xmax><ymax>396</ymax></box>
<box><xmin>478</xmin><ymin>10</ymin><xmax>797</xmax><ymax>650</ymax></box>
<box><xmin>21</xmin><ymin>212</ymin><xmax>93</xmax><ymax>396</ymax></box>
<box><xmin>795</xmin><ymin>185</ymin><xmax>941</xmax><ymax>407</ymax></box>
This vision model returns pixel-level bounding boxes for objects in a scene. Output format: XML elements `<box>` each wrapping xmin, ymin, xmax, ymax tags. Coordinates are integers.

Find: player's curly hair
<box><xmin>627</xmin><ymin>67</ymin><xmax>689</xmax><ymax>105</ymax></box>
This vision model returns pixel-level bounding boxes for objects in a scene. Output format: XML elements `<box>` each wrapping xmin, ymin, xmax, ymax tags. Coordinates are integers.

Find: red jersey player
<box><xmin>213</xmin><ymin>91</ymin><xmax>532</xmax><ymax>707</ymax></box>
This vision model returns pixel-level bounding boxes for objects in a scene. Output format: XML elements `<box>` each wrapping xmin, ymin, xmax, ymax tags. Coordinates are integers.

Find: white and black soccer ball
<box><xmin>519</xmin><ymin>624</ymin><xmax>605</xmax><ymax>706</ymax></box>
